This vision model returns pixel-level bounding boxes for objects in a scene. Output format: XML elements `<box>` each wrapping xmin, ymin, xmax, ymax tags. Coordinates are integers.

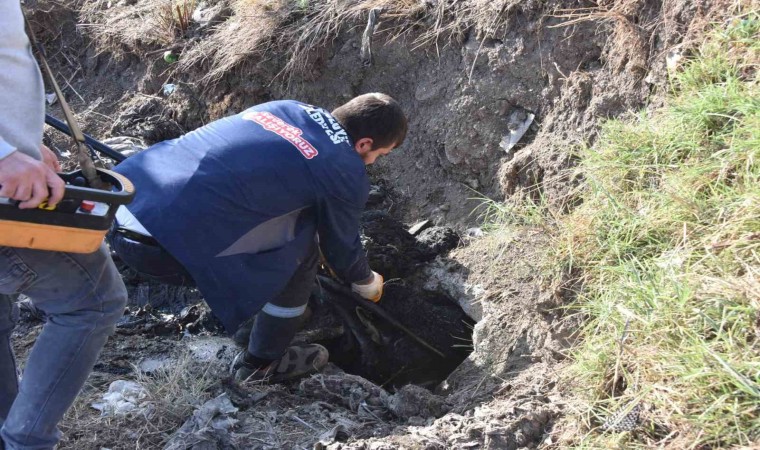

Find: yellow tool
<box><xmin>0</xmin><ymin>168</ymin><xmax>134</xmax><ymax>253</ymax></box>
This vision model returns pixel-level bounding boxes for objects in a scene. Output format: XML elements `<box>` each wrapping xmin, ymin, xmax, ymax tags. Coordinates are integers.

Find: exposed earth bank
<box><xmin>13</xmin><ymin>0</ymin><xmax>725</xmax><ymax>448</ymax></box>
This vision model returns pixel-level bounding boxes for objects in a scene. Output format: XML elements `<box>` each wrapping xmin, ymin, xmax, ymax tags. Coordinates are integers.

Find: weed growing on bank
<box><xmin>552</xmin><ymin>9</ymin><xmax>759</xmax><ymax>448</ymax></box>
<box><xmin>472</xmin><ymin>194</ymin><xmax>552</xmax><ymax>231</ymax></box>
<box><xmin>155</xmin><ymin>0</ymin><xmax>197</xmax><ymax>42</ymax></box>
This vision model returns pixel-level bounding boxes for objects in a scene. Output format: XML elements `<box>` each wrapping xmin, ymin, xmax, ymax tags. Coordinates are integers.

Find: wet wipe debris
<box><xmin>164</xmin><ymin>394</ymin><xmax>239</xmax><ymax>450</ymax></box>
<box><xmin>91</xmin><ymin>380</ymin><xmax>151</xmax><ymax>417</ymax></box>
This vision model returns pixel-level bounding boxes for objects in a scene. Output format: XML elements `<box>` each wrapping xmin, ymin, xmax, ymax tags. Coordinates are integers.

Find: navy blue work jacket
<box><xmin>115</xmin><ymin>100</ymin><xmax>371</xmax><ymax>333</ymax></box>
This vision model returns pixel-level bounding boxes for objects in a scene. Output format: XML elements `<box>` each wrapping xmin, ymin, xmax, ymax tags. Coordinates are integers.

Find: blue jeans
<box><xmin>0</xmin><ymin>244</ymin><xmax>127</xmax><ymax>450</ymax></box>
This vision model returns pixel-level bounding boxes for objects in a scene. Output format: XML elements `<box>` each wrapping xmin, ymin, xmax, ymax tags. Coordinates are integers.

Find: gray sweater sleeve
<box><xmin>0</xmin><ymin>1</ymin><xmax>45</xmax><ymax>161</ymax></box>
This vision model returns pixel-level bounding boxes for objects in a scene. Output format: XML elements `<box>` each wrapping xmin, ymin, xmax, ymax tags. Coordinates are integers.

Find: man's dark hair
<box><xmin>331</xmin><ymin>93</ymin><xmax>407</xmax><ymax>150</ymax></box>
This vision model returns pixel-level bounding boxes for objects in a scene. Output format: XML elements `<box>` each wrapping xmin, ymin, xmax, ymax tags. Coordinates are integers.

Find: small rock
<box><xmin>387</xmin><ymin>385</ymin><xmax>448</xmax><ymax>420</ymax></box>
<box><xmin>408</xmin><ymin>416</ymin><xmax>427</xmax><ymax>426</ymax></box>
<box><xmin>416</xmin><ymin>226</ymin><xmax>459</xmax><ymax>255</ymax></box>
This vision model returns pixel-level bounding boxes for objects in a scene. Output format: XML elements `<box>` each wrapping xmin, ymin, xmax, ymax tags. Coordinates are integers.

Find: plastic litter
<box><xmin>666</xmin><ymin>49</ymin><xmax>682</xmax><ymax>73</ymax></box>
<box><xmin>91</xmin><ymin>380</ymin><xmax>150</xmax><ymax>417</ymax></box>
<box><xmin>162</xmin><ymin>83</ymin><xmax>177</xmax><ymax>96</ymax></box>
<box><xmin>45</xmin><ymin>92</ymin><xmax>58</xmax><ymax>105</ymax></box>
<box><xmin>499</xmin><ymin>109</ymin><xmax>535</xmax><ymax>153</ymax></box>
<box><xmin>314</xmin><ymin>424</ymin><xmax>350</xmax><ymax>449</ymax></box>
<box><xmin>163</xmin><ymin>51</ymin><xmax>178</xmax><ymax>64</ymax></box>
<box><xmin>164</xmin><ymin>394</ymin><xmax>239</xmax><ymax>450</ymax></box>
<box><xmin>102</xmin><ymin>136</ymin><xmax>146</xmax><ymax>158</ymax></box>
<box><xmin>601</xmin><ymin>401</ymin><xmax>643</xmax><ymax>432</ymax></box>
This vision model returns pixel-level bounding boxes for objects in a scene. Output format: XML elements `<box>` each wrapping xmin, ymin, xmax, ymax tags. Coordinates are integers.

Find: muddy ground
<box><xmin>10</xmin><ymin>0</ymin><xmax>726</xmax><ymax>448</ymax></box>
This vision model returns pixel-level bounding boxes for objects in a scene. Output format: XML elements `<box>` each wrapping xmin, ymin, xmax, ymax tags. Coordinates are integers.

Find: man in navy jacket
<box><xmin>111</xmin><ymin>93</ymin><xmax>407</xmax><ymax>382</ymax></box>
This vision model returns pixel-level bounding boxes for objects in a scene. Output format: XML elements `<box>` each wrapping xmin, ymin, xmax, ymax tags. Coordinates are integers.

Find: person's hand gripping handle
<box><xmin>0</xmin><ymin>145</ymin><xmax>64</xmax><ymax>209</ymax></box>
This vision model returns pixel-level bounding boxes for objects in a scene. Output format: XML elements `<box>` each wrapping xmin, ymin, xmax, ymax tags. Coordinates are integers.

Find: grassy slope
<box><xmin>549</xmin><ymin>10</ymin><xmax>759</xmax><ymax>448</ymax></box>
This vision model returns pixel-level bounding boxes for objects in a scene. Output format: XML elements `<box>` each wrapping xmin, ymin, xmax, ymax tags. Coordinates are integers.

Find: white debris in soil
<box><xmin>136</xmin><ymin>336</ymin><xmax>238</xmax><ymax>377</ymax></box>
<box><xmin>137</xmin><ymin>355</ymin><xmax>173</xmax><ymax>373</ymax></box>
<box><xmin>164</xmin><ymin>394</ymin><xmax>239</xmax><ymax>450</ymax></box>
<box><xmin>407</xmin><ymin>219</ymin><xmax>432</xmax><ymax>236</ymax></box>
<box><xmin>499</xmin><ymin>109</ymin><xmax>535</xmax><ymax>154</ymax></box>
<box><xmin>91</xmin><ymin>380</ymin><xmax>151</xmax><ymax>417</ymax></box>
<box><xmin>421</xmin><ymin>257</ymin><xmax>484</xmax><ymax>321</ymax></box>
<box><xmin>102</xmin><ymin>136</ymin><xmax>146</xmax><ymax>158</ymax></box>
<box><xmin>184</xmin><ymin>335</ymin><xmax>238</xmax><ymax>366</ymax></box>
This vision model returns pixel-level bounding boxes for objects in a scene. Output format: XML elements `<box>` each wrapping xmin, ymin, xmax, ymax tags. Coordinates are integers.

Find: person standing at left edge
<box><xmin>0</xmin><ymin>2</ymin><xmax>128</xmax><ymax>449</ymax></box>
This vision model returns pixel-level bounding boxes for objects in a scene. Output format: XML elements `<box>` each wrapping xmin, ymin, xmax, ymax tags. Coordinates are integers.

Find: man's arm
<box><xmin>0</xmin><ymin>0</ymin><xmax>45</xmax><ymax>162</ymax></box>
<box><xmin>317</xmin><ymin>194</ymin><xmax>372</xmax><ymax>283</ymax></box>
<box><xmin>316</xmin><ymin>193</ymin><xmax>385</xmax><ymax>302</ymax></box>
<box><xmin>0</xmin><ymin>2</ymin><xmax>63</xmax><ymax>208</ymax></box>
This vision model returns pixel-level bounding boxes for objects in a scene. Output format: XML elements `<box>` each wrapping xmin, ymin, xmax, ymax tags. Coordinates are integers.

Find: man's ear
<box><xmin>354</xmin><ymin>137</ymin><xmax>374</xmax><ymax>155</ymax></box>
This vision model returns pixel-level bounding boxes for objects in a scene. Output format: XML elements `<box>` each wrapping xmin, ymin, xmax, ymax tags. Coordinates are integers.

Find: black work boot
<box><xmin>232</xmin><ymin>344</ymin><xmax>329</xmax><ymax>383</ymax></box>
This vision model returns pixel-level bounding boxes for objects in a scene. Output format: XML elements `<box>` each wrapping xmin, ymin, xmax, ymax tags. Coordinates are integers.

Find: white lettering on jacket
<box><xmin>299</xmin><ymin>105</ymin><xmax>350</xmax><ymax>145</ymax></box>
<box><xmin>243</xmin><ymin>111</ymin><xmax>319</xmax><ymax>159</ymax></box>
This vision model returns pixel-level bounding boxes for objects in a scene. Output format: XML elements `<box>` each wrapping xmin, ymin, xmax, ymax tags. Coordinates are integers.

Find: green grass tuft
<box><xmin>471</xmin><ymin>192</ymin><xmax>551</xmax><ymax>231</ymax></box>
<box><xmin>551</xmin><ymin>9</ymin><xmax>759</xmax><ymax>448</ymax></box>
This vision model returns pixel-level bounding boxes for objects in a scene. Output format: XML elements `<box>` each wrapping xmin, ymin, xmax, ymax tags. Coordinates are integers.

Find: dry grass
<box><xmin>550</xmin><ymin>0</ymin><xmax>654</xmax><ymax>74</ymax></box>
<box><xmin>270</xmin><ymin>0</ymin><xmax>525</xmax><ymax>82</ymax></box>
<box><xmin>176</xmin><ymin>0</ymin><xmax>287</xmax><ymax>83</ymax></box>
<box><xmin>154</xmin><ymin>0</ymin><xmax>198</xmax><ymax>42</ymax></box>
<box><xmin>57</xmin><ymin>351</ymin><xmax>216</xmax><ymax>449</ymax></box>
<box><xmin>79</xmin><ymin>0</ymin><xmax>531</xmax><ymax>85</ymax></box>
<box><xmin>80</xmin><ymin>0</ymin><xmax>175</xmax><ymax>51</ymax></box>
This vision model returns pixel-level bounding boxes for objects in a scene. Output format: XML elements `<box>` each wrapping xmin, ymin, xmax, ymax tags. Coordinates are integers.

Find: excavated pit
<box><xmin>110</xmin><ymin>201</ymin><xmax>474</xmax><ymax>390</ymax></box>
<box><xmin>308</xmin><ymin>209</ymin><xmax>474</xmax><ymax>389</ymax></box>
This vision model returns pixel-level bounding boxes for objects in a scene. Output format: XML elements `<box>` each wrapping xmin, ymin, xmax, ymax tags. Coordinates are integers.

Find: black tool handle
<box><xmin>58</xmin><ymin>168</ymin><xmax>134</xmax><ymax>204</ymax></box>
<box><xmin>45</xmin><ymin>114</ymin><xmax>127</xmax><ymax>163</ymax></box>
<box><xmin>317</xmin><ymin>275</ymin><xmax>447</xmax><ymax>358</ymax></box>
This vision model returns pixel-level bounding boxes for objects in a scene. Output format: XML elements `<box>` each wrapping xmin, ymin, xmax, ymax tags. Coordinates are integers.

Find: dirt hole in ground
<box><xmin>113</xmin><ymin>200</ymin><xmax>474</xmax><ymax>392</ymax></box>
